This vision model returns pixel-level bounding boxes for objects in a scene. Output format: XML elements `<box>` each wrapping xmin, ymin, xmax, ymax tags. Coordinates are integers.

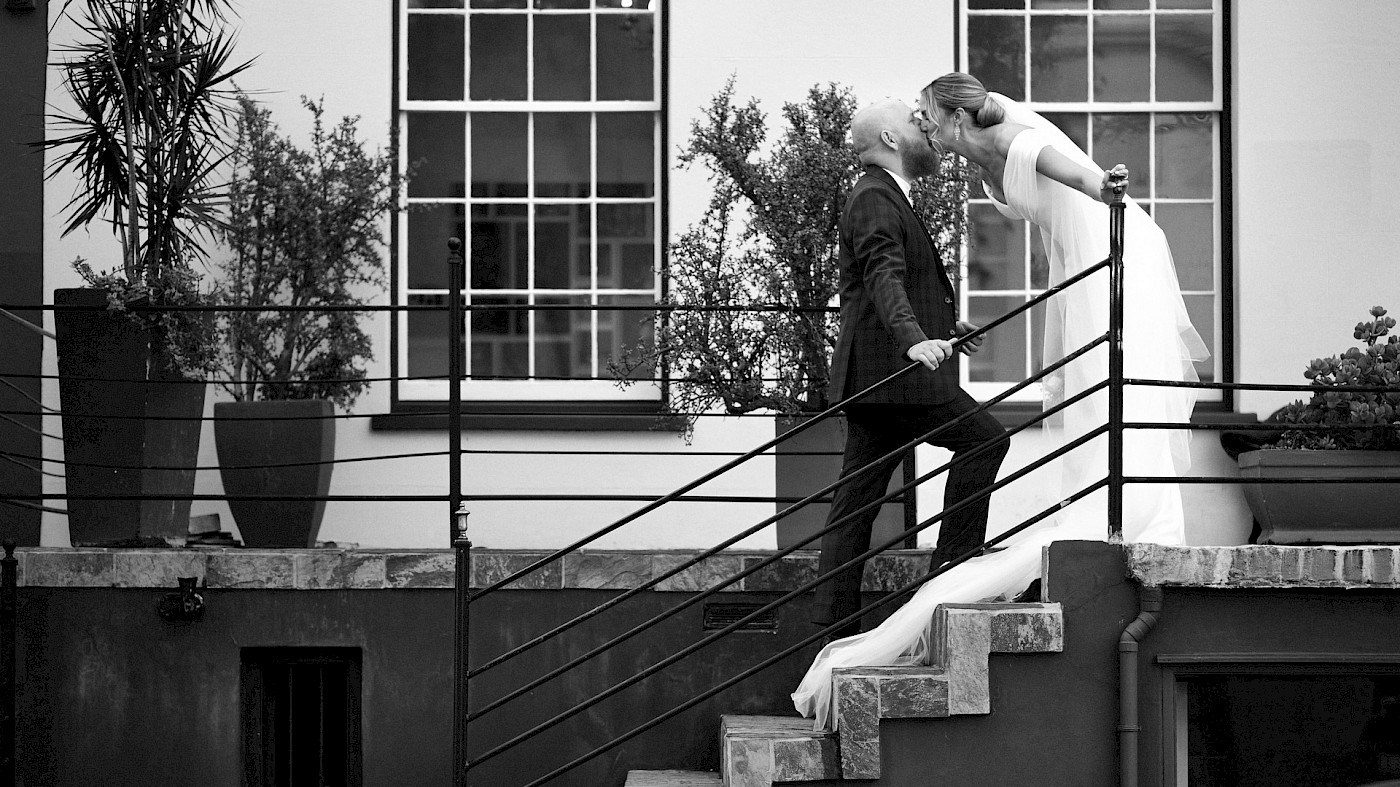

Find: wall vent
<box><xmin>702</xmin><ymin>602</ymin><xmax>778</xmax><ymax>632</ymax></box>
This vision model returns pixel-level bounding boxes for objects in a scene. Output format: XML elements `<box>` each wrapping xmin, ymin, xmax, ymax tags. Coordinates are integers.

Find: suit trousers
<box><xmin>810</xmin><ymin>392</ymin><xmax>1008</xmax><ymax>637</ymax></box>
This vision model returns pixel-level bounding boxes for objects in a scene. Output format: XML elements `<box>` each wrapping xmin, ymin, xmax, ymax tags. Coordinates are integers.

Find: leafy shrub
<box><xmin>1273</xmin><ymin>306</ymin><xmax>1400</xmax><ymax>450</ymax></box>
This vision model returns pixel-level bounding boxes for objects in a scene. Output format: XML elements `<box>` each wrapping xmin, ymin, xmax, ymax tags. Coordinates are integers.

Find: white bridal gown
<box><xmin>792</xmin><ymin>95</ymin><xmax>1208</xmax><ymax>730</ymax></box>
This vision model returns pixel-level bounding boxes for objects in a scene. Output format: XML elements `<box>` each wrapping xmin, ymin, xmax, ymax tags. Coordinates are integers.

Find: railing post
<box><xmin>446</xmin><ymin>237</ymin><xmax>469</xmax><ymax>785</ymax></box>
<box><xmin>453</xmin><ymin>508</ymin><xmax>472</xmax><ymax>787</ymax></box>
<box><xmin>2</xmin><ymin>540</ymin><xmax>16</xmax><ymax>787</ymax></box>
<box><xmin>1107</xmin><ymin>176</ymin><xmax>1127</xmax><ymax>543</ymax></box>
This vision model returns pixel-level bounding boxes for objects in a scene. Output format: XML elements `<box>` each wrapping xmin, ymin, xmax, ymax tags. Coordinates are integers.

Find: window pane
<box><xmin>534</xmin><ymin>14</ymin><xmax>590</xmax><ymax>101</ymax></box>
<box><xmin>968</xmin><ymin>296</ymin><xmax>1029</xmax><ymax>382</ymax></box>
<box><xmin>1030</xmin><ymin>16</ymin><xmax>1087</xmax><ymax>102</ymax></box>
<box><xmin>598</xmin><ymin>14</ymin><xmax>654</xmax><ymax>100</ymax></box>
<box><xmin>470</xmin><ymin>203</ymin><xmax>528</xmax><ymax>288</ymax></box>
<box><xmin>471</xmin><ymin>113</ymin><xmax>527</xmax><ymax>197</ymax></box>
<box><xmin>407</xmin><ymin>293</ymin><xmax>456</xmax><ymax>377</ymax></box>
<box><xmin>535</xmin><ymin>113</ymin><xmax>591</xmax><ymax>198</ymax></box>
<box><xmin>1155</xmin><ymin>113</ymin><xmax>1212</xmax><ymax>198</ymax></box>
<box><xmin>599</xmin><ymin>295</ymin><xmax>654</xmax><ymax>378</ymax></box>
<box><xmin>598</xmin><ymin>203</ymin><xmax>655</xmax><ymax>289</ymax></box>
<box><xmin>1154</xmin><ymin>203</ymin><xmax>1213</xmax><ymax>291</ymax></box>
<box><xmin>1032</xmin><ymin>0</ymin><xmax>1085</xmax><ymax>8</ymax></box>
<box><xmin>1158</xmin><ymin>0</ymin><xmax>1211</xmax><ymax>8</ymax></box>
<box><xmin>598</xmin><ymin>113</ymin><xmax>653</xmax><ymax>197</ymax></box>
<box><xmin>537</xmin><ymin>0</ymin><xmax>587</xmax><ymax>8</ymax></box>
<box><xmin>1094</xmin><ymin>0</ymin><xmax>1146</xmax><ymax>8</ymax></box>
<box><xmin>408</xmin><ymin>113</ymin><xmax>464</xmax><ymax>199</ymax></box>
<box><xmin>1182</xmin><ymin>293</ymin><xmax>1214</xmax><ymax>381</ymax></box>
<box><xmin>411</xmin><ymin>0</ymin><xmax>464</xmax><ymax>8</ymax></box>
<box><xmin>1092</xmin><ymin>14</ymin><xmax>1149</xmax><ymax>101</ymax></box>
<box><xmin>596</xmin><ymin>0</ymin><xmax>652</xmax><ymax>7</ymax></box>
<box><xmin>968</xmin><ymin>203</ymin><xmax>1025</xmax><ymax>291</ymax></box>
<box><xmin>1156</xmin><ymin>14</ymin><xmax>1213</xmax><ymax>101</ymax></box>
<box><xmin>408</xmin><ymin>15</ymin><xmax>464</xmax><ymax>100</ymax></box>
<box><xmin>535</xmin><ymin>204</ymin><xmax>590</xmax><ymax>289</ymax></box>
<box><xmin>470</xmin><ymin>0</ymin><xmax>525</xmax><ymax>7</ymax></box>
<box><xmin>969</xmin><ymin>16</ymin><xmax>1025</xmax><ymax>100</ymax></box>
<box><xmin>969</xmin><ymin>0</ymin><xmax>1023</xmax><ymax>7</ymax></box>
<box><xmin>535</xmin><ymin>295</ymin><xmax>591</xmax><ymax>378</ymax></box>
<box><xmin>471</xmin><ymin>295</ymin><xmax>528</xmax><ymax>377</ymax></box>
<box><xmin>1041</xmin><ymin>112</ymin><xmax>1088</xmax><ymax>156</ymax></box>
<box><xmin>408</xmin><ymin>204</ymin><xmax>465</xmax><ymax>288</ymax></box>
<box><xmin>1091</xmin><ymin>113</ymin><xmax>1150</xmax><ymax>194</ymax></box>
<box><xmin>470</xmin><ymin>14</ymin><xmax>526</xmax><ymax>100</ymax></box>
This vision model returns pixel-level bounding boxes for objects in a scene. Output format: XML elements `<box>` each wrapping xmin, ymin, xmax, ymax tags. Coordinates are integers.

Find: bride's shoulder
<box><xmin>991</xmin><ymin>122</ymin><xmax>1036</xmax><ymax>157</ymax></box>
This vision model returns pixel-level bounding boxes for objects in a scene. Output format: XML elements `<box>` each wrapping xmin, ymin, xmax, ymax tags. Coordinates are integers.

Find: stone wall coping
<box><xmin>6</xmin><ymin>547</ymin><xmax>936</xmax><ymax>592</ymax></box>
<box><xmin>1125</xmin><ymin>544</ymin><xmax>1400</xmax><ymax>589</ymax></box>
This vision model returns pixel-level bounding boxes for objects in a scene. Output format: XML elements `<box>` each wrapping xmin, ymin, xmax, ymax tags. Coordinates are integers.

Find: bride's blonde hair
<box><xmin>920</xmin><ymin>72</ymin><xmax>1006</xmax><ymax>128</ymax></box>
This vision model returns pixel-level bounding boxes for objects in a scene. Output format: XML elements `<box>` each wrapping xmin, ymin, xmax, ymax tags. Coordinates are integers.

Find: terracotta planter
<box><xmin>1238</xmin><ymin>449</ymin><xmax>1400</xmax><ymax>545</ymax></box>
<box><xmin>54</xmin><ymin>287</ymin><xmax>206</xmax><ymax>547</ymax></box>
<box><xmin>774</xmin><ymin>416</ymin><xmax>912</xmax><ymax>551</ymax></box>
<box><xmin>214</xmin><ymin>399</ymin><xmax>335</xmax><ymax>548</ymax></box>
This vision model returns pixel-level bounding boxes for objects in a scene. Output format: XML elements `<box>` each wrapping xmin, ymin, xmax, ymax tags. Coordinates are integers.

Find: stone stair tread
<box><xmin>721</xmin><ymin>715</ymin><xmax>840</xmax><ymax>786</ymax></box>
<box><xmin>720</xmin><ymin>714</ymin><xmax>829</xmax><ymax>739</ymax></box>
<box><xmin>623</xmin><ymin>769</ymin><xmax>723</xmax><ymax>786</ymax></box>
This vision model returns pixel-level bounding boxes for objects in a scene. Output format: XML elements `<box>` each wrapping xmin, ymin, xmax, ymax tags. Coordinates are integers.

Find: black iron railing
<box><xmin>0</xmin><ymin>183</ymin><xmax>1396</xmax><ymax>786</ymax></box>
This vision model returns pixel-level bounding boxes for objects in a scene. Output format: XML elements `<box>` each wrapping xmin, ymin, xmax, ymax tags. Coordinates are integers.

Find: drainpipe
<box><xmin>1119</xmin><ymin>584</ymin><xmax>1163</xmax><ymax>787</ymax></box>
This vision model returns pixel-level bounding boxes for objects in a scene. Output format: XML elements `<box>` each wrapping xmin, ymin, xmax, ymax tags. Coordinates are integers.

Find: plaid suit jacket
<box><xmin>828</xmin><ymin>165</ymin><xmax>960</xmax><ymax>406</ymax></box>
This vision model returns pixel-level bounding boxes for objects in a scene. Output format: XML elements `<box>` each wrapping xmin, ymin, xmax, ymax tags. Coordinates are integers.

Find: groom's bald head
<box><xmin>851</xmin><ymin>98</ymin><xmax>912</xmax><ymax>163</ymax></box>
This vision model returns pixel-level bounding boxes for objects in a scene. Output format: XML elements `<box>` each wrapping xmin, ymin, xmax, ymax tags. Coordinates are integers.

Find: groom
<box><xmin>811</xmin><ymin>98</ymin><xmax>1008</xmax><ymax>640</ymax></box>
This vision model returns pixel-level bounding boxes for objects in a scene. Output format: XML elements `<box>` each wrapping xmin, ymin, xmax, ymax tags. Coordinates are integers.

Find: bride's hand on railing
<box><xmin>954</xmin><ymin>320</ymin><xmax>984</xmax><ymax>356</ymax></box>
<box><xmin>1100</xmin><ymin>164</ymin><xmax>1129</xmax><ymax>204</ymax></box>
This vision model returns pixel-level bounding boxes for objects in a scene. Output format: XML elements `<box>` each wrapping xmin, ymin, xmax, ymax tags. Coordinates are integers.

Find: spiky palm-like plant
<box><xmin>44</xmin><ymin>0</ymin><xmax>253</xmax><ymax>370</ymax></box>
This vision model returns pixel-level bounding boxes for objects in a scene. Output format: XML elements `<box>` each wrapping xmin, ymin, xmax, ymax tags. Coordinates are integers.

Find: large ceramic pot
<box><xmin>214</xmin><ymin>399</ymin><xmax>335</xmax><ymax>548</ymax></box>
<box><xmin>54</xmin><ymin>287</ymin><xmax>206</xmax><ymax>547</ymax></box>
<box><xmin>773</xmin><ymin>416</ymin><xmax>913</xmax><ymax>551</ymax></box>
<box><xmin>1238</xmin><ymin>449</ymin><xmax>1400</xmax><ymax>544</ymax></box>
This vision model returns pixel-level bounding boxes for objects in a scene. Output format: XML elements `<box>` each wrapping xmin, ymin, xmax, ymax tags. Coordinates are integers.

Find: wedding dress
<box><xmin>792</xmin><ymin>95</ymin><xmax>1208</xmax><ymax>730</ymax></box>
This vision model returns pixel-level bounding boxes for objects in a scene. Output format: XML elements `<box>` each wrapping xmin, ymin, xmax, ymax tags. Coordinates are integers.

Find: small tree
<box><xmin>611</xmin><ymin>77</ymin><xmax>973</xmax><ymax>433</ymax></box>
<box><xmin>212</xmin><ymin>95</ymin><xmax>398</xmax><ymax>410</ymax></box>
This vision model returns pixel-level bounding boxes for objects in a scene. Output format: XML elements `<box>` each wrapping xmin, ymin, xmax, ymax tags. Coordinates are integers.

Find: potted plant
<box><xmin>210</xmin><ymin>95</ymin><xmax>397</xmax><ymax>548</ymax></box>
<box><xmin>1237</xmin><ymin>306</ymin><xmax>1400</xmax><ymax>544</ymax></box>
<box><xmin>43</xmin><ymin>0</ymin><xmax>251</xmax><ymax>546</ymax></box>
<box><xmin>611</xmin><ymin>78</ymin><xmax>973</xmax><ymax>549</ymax></box>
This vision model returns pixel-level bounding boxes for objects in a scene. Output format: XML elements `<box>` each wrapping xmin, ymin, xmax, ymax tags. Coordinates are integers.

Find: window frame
<box><xmin>956</xmin><ymin>0</ymin><xmax>1229</xmax><ymax>406</ymax></box>
<box><xmin>393</xmin><ymin>0</ymin><xmax>666</xmax><ymax>406</ymax></box>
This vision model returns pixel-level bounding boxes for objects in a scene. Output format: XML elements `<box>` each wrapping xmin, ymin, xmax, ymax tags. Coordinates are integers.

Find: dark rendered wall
<box><xmin>14</xmin><ymin>585</ymin><xmax>849</xmax><ymax>786</ymax></box>
<box><xmin>0</xmin><ymin>1</ymin><xmax>46</xmax><ymax>544</ymax></box>
<box><xmin>876</xmin><ymin>542</ymin><xmax>1400</xmax><ymax>787</ymax></box>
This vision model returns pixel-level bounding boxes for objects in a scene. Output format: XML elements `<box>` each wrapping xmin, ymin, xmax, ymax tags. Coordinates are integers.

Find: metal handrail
<box><xmin>465</xmin><ymin>379</ymin><xmax>1110</xmax><ymax>723</ymax></box>
<box><xmin>467</xmin><ymin>423</ymin><xmax>1110</xmax><ymax>771</ymax></box>
<box><xmin>465</xmin><ymin>335</ymin><xmax>1109</xmax><ymax>682</ymax></box>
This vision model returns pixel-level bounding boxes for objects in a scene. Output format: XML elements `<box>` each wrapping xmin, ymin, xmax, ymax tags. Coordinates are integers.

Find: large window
<box><xmin>960</xmin><ymin>0</ymin><xmax>1223</xmax><ymax>400</ymax></box>
<box><xmin>398</xmin><ymin>0</ymin><xmax>662</xmax><ymax>402</ymax></box>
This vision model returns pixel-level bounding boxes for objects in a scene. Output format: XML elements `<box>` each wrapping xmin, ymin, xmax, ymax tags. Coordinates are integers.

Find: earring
<box><xmin>954</xmin><ymin>125</ymin><xmax>961</xmax><ymax>142</ymax></box>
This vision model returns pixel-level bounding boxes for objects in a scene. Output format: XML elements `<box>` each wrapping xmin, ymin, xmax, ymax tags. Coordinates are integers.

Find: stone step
<box><xmin>719</xmin><ymin>715</ymin><xmax>839</xmax><ymax>787</ymax></box>
<box><xmin>624</xmin><ymin>770</ymin><xmax>723</xmax><ymax>786</ymax></box>
<box><xmin>721</xmin><ymin>602</ymin><xmax>1064</xmax><ymax>784</ymax></box>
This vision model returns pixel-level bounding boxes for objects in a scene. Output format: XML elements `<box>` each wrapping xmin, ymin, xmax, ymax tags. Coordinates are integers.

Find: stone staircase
<box><xmin>626</xmin><ymin>601</ymin><xmax>1064</xmax><ymax>786</ymax></box>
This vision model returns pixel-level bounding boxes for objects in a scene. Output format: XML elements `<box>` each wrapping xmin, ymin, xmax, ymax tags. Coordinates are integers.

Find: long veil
<box><xmin>791</xmin><ymin>92</ymin><xmax>1207</xmax><ymax>731</ymax></box>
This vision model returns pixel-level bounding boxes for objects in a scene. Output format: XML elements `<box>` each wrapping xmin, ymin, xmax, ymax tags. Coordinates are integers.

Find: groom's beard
<box><xmin>901</xmin><ymin>143</ymin><xmax>942</xmax><ymax>181</ymax></box>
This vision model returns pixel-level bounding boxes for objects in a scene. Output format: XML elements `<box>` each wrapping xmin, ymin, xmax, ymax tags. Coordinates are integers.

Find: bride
<box><xmin>792</xmin><ymin>73</ymin><xmax>1208</xmax><ymax>729</ymax></box>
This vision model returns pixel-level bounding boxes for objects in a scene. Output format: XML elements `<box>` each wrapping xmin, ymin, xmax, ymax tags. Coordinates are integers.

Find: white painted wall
<box><xmin>1233</xmin><ymin>0</ymin><xmax>1400</xmax><ymax>418</ymax></box>
<box><xmin>38</xmin><ymin>0</ymin><xmax>1398</xmax><ymax>551</ymax></box>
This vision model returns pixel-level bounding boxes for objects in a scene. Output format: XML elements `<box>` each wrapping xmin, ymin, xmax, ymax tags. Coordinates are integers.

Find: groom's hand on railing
<box><xmin>907</xmin><ymin>338</ymin><xmax>953</xmax><ymax>371</ymax></box>
<box><xmin>953</xmin><ymin>320</ymin><xmax>985</xmax><ymax>356</ymax></box>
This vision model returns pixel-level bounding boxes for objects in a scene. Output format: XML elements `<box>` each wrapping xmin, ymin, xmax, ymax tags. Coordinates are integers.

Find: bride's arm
<box><xmin>1034</xmin><ymin>146</ymin><xmax>1129</xmax><ymax>203</ymax></box>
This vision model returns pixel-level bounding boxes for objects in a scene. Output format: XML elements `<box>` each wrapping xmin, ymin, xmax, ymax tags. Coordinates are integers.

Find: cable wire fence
<box><xmin>1</xmin><ymin>194</ymin><xmax>1396</xmax><ymax>785</ymax></box>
